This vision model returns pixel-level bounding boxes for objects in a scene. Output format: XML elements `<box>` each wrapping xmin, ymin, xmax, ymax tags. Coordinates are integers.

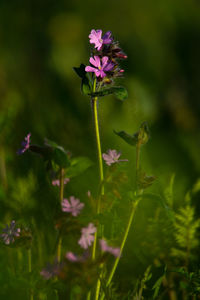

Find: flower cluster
<box><xmin>1</xmin><ymin>220</ymin><xmax>21</xmax><ymax>245</ymax></box>
<box><xmin>85</xmin><ymin>29</ymin><xmax>127</xmax><ymax>82</ymax></box>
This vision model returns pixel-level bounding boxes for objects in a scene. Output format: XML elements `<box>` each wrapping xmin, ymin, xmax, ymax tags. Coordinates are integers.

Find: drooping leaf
<box><xmin>66</xmin><ymin>156</ymin><xmax>93</xmax><ymax>178</ymax></box>
<box><xmin>114</xmin><ymin>130</ymin><xmax>138</xmax><ymax>146</ymax></box>
<box><xmin>114</xmin><ymin>122</ymin><xmax>150</xmax><ymax>147</ymax></box>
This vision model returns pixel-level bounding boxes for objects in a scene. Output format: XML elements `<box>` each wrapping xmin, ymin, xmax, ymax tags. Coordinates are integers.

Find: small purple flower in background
<box><xmin>1</xmin><ymin>220</ymin><xmax>21</xmax><ymax>245</ymax></box>
<box><xmin>102</xmin><ymin>149</ymin><xmax>128</xmax><ymax>166</ymax></box>
<box><xmin>99</xmin><ymin>239</ymin><xmax>121</xmax><ymax>257</ymax></box>
<box><xmin>17</xmin><ymin>133</ymin><xmax>31</xmax><ymax>155</ymax></box>
<box><xmin>78</xmin><ymin>223</ymin><xmax>96</xmax><ymax>249</ymax></box>
<box><xmin>85</xmin><ymin>56</ymin><xmax>114</xmax><ymax>78</ymax></box>
<box><xmin>89</xmin><ymin>29</ymin><xmax>113</xmax><ymax>50</ymax></box>
<box><xmin>40</xmin><ymin>261</ymin><xmax>61</xmax><ymax>280</ymax></box>
<box><xmin>66</xmin><ymin>252</ymin><xmax>79</xmax><ymax>262</ymax></box>
<box><xmin>66</xmin><ymin>251</ymin><xmax>89</xmax><ymax>262</ymax></box>
<box><xmin>62</xmin><ymin>196</ymin><xmax>84</xmax><ymax>217</ymax></box>
<box><xmin>52</xmin><ymin>178</ymin><xmax>70</xmax><ymax>186</ymax></box>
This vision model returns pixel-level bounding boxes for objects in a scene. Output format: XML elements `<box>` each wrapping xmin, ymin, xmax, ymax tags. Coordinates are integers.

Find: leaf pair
<box><xmin>73</xmin><ymin>64</ymin><xmax>128</xmax><ymax>101</ymax></box>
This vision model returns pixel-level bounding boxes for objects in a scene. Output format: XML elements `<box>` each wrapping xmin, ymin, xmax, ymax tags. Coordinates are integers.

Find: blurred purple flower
<box><xmin>66</xmin><ymin>250</ymin><xmax>89</xmax><ymax>263</ymax></box>
<box><xmin>66</xmin><ymin>252</ymin><xmax>79</xmax><ymax>262</ymax></box>
<box><xmin>99</xmin><ymin>239</ymin><xmax>120</xmax><ymax>257</ymax></box>
<box><xmin>102</xmin><ymin>149</ymin><xmax>128</xmax><ymax>166</ymax></box>
<box><xmin>78</xmin><ymin>223</ymin><xmax>96</xmax><ymax>249</ymax></box>
<box><xmin>1</xmin><ymin>220</ymin><xmax>21</xmax><ymax>245</ymax></box>
<box><xmin>52</xmin><ymin>178</ymin><xmax>70</xmax><ymax>186</ymax></box>
<box><xmin>89</xmin><ymin>29</ymin><xmax>113</xmax><ymax>50</ymax></box>
<box><xmin>40</xmin><ymin>261</ymin><xmax>61</xmax><ymax>280</ymax></box>
<box><xmin>85</xmin><ymin>56</ymin><xmax>114</xmax><ymax>78</ymax></box>
<box><xmin>17</xmin><ymin>133</ymin><xmax>31</xmax><ymax>155</ymax></box>
<box><xmin>62</xmin><ymin>196</ymin><xmax>84</xmax><ymax>217</ymax></box>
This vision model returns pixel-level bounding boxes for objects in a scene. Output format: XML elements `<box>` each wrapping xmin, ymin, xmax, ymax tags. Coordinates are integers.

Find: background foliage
<box><xmin>0</xmin><ymin>0</ymin><xmax>200</xmax><ymax>299</ymax></box>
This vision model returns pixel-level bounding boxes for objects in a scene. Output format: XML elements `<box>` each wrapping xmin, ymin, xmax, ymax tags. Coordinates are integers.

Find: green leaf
<box><xmin>114</xmin><ymin>130</ymin><xmax>137</xmax><ymax>146</ymax></box>
<box><xmin>52</xmin><ymin>147</ymin><xmax>70</xmax><ymax>168</ymax></box>
<box><xmin>90</xmin><ymin>86</ymin><xmax>128</xmax><ymax>101</ymax></box>
<box><xmin>137</xmin><ymin>170</ymin><xmax>156</xmax><ymax>190</ymax></box>
<box><xmin>73</xmin><ymin>64</ymin><xmax>86</xmax><ymax>78</ymax></box>
<box><xmin>114</xmin><ymin>122</ymin><xmax>150</xmax><ymax>147</ymax></box>
<box><xmin>66</xmin><ymin>156</ymin><xmax>93</xmax><ymax>178</ymax></box>
<box><xmin>81</xmin><ymin>74</ymin><xmax>92</xmax><ymax>95</ymax></box>
<box><xmin>73</xmin><ymin>64</ymin><xmax>92</xmax><ymax>96</ymax></box>
<box><xmin>44</xmin><ymin>138</ymin><xmax>70</xmax><ymax>168</ymax></box>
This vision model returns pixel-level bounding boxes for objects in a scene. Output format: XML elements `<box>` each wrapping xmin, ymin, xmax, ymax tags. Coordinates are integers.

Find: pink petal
<box><xmin>102</xmin><ymin>31</ymin><xmax>113</xmax><ymax>44</ymax></box>
<box><xmin>94</xmin><ymin>56</ymin><xmax>101</xmax><ymax>68</ymax></box>
<box><xmin>101</xmin><ymin>56</ymin><xmax>109</xmax><ymax>68</ymax></box>
<box><xmin>99</xmin><ymin>70</ymin><xmax>106</xmax><ymax>78</ymax></box>
<box><xmin>89</xmin><ymin>56</ymin><xmax>98</xmax><ymax>67</ymax></box>
<box><xmin>85</xmin><ymin>66</ymin><xmax>97</xmax><ymax>73</ymax></box>
<box><xmin>103</xmin><ymin>62</ymin><xmax>114</xmax><ymax>72</ymax></box>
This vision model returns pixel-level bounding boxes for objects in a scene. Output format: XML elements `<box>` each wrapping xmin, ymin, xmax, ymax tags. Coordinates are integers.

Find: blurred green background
<box><xmin>0</xmin><ymin>0</ymin><xmax>200</xmax><ymax>298</ymax></box>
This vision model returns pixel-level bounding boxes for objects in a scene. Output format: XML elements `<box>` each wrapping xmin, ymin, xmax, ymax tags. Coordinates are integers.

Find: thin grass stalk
<box><xmin>57</xmin><ymin>167</ymin><xmax>64</xmax><ymax>262</ymax></box>
<box><xmin>100</xmin><ymin>143</ymin><xmax>142</xmax><ymax>300</ymax></box>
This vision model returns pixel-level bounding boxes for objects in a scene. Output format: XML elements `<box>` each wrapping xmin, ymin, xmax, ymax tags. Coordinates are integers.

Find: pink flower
<box><xmin>99</xmin><ymin>239</ymin><xmax>120</xmax><ymax>257</ymax></box>
<box><xmin>52</xmin><ymin>178</ymin><xmax>70</xmax><ymax>186</ymax></box>
<box><xmin>78</xmin><ymin>223</ymin><xmax>96</xmax><ymax>249</ymax></box>
<box><xmin>1</xmin><ymin>220</ymin><xmax>21</xmax><ymax>245</ymax></box>
<box><xmin>85</xmin><ymin>56</ymin><xmax>114</xmax><ymax>78</ymax></box>
<box><xmin>40</xmin><ymin>261</ymin><xmax>61</xmax><ymax>280</ymax></box>
<box><xmin>62</xmin><ymin>196</ymin><xmax>84</xmax><ymax>217</ymax></box>
<box><xmin>17</xmin><ymin>133</ymin><xmax>31</xmax><ymax>155</ymax></box>
<box><xmin>66</xmin><ymin>251</ymin><xmax>79</xmax><ymax>262</ymax></box>
<box><xmin>102</xmin><ymin>149</ymin><xmax>128</xmax><ymax>166</ymax></box>
<box><xmin>89</xmin><ymin>29</ymin><xmax>113</xmax><ymax>50</ymax></box>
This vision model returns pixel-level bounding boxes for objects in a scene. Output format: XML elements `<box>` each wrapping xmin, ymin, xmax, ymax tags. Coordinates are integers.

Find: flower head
<box><xmin>78</xmin><ymin>223</ymin><xmax>96</xmax><ymax>249</ymax></box>
<box><xmin>40</xmin><ymin>261</ymin><xmax>61</xmax><ymax>280</ymax></box>
<box><xmin>102</xmin><ymin>149</ymin><xmax>128</xmax><ymax>166</ymax></box>
<box><xmin>17</xmin><ymin>133</ymin><xmax>31</xmax><ymax>155</ymax></box>
<box><xmin>85</xmin><ymin>56</ymin><xmax>114</xmax><ymax>78</ymax></box>
<box><xmin>62</xmin><ymin>196</ymin><xmax>84</xmax><ymax>217</ymax></box>
<box><xmin>99</xmin><ymin>239</ymin><xmax>121</xmax><ymax>257</ymax></box>
<box><xmin>89</xmin><ymin>29</ymin><xmax>113</xmax><ymax>50</ymax></box>
<box><xmin>52</xmin><ymin>178</ymin><xmax>70</xmax><ymax>186</ymax></box>
<box><xmin>1</xmin><ymin>220</ymin><xmax>21</xmax><ymax>245</ymax></box>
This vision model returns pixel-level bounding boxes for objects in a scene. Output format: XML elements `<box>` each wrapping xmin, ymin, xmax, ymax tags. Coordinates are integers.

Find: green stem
<box><xmin>91</xmin><ymin>77</ymin><xmax>104</xmax><ymax>261</ymax></box>
<box><xmin>88</xmin><ymin>78</ymin><xmax>104</xmax><ymax>300</ymax></box>
<box><xmin>57</xmin><ymin>167</ymin><xmax>64</xmax><ymax>262</ymax></box>
<box><xmin>28</xmin><ymin>249</ymin><xmax>33</xmax><ymax>300</ymax></box>
<box><xmin>100</xmin><ymin>143</ymin><xmax>142</xmax><ymax>300</ymax></box>
<box><xmin>100</xmin><ymin>200</ymin><xmax>139</xmax><ymax>300</ymax></box>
